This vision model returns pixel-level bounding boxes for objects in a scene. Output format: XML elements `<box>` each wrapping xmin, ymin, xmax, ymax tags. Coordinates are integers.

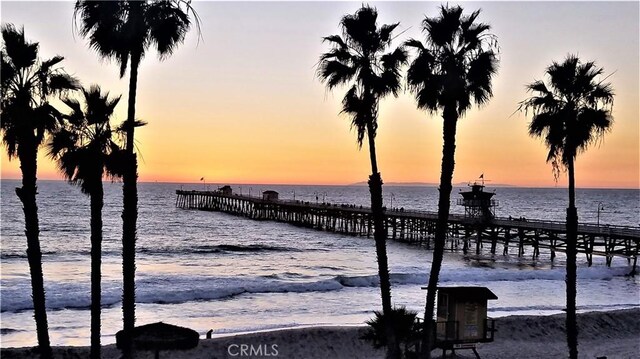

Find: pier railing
<box><xmin>176</xmin><ymin>190</ymin><xmax>639</xmax><ymax>273</ymax></box>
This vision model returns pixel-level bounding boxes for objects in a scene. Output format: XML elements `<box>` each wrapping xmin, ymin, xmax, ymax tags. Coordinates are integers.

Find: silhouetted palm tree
<box><xmin>318</xmin><ymin>5</ymin><xmax>407</xmax><ymax>358</ymax></box>
<box><xmin>520</xmin><ymin>55</ymin><xmax>613</xmax><ymax>359</ymax></box>
<box><xmin>1</xmin><ymin>24</ymin><xmax>79</xmax><ymax>359</ymax></box>
<box><xmin>47</xmin><ymin>85</ymin><xmax>125</xmax><ymax>359</ymax></box>
<box><xmin>405</xmin><ymin>6</ymin><xmax>498</xmax><ymax>358</ymax></box>
<box><xmin>73</xmin><ymin>2</ymin><xmax>199</xmax><ymax>355</ymax></box>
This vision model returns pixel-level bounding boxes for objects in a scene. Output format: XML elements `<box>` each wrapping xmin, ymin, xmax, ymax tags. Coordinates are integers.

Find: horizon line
<box><xmin>1</xmin><ymin>178</ymin><xmax>638</xmax><ymax>190</ymax></box>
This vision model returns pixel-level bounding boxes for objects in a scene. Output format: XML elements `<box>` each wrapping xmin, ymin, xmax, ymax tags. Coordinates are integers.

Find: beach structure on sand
<box><xmin>175</xmin><ymin>190</ymin><xmax>640</xmax><ymax>273</ymax></box>
<box><xmin>116</xmin><ymin>322</ymin><xmax>199</xmax><ymax>359</ymax></box>
<box><xmin>431</xmin><ymin>286</ymin><xmax>498</xmax><ymax>358</ymax></box>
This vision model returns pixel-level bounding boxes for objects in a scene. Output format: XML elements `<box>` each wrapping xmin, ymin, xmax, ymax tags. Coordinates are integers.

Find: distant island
<box><xmin>348</xmin><ymin>181</ymin><xmax>516</xmax><ymax>188</ymax></box>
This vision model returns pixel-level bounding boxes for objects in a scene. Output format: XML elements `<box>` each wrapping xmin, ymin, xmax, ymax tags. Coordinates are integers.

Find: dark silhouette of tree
<box><xmin>1</xmin><ymin>24</ymin><xmax>79</xmax><ymax>359</ymax></box>
<box><xmin>405</xmin><ymin>6</ymin><xmax>498</xmax><ymax>358</ymax></box>
<box><xmin>520</xmin><ymin>55</ymin><xmax>614</xmax><ymax>359</ymax></box>
<box><xmin>47</xmin><ymin>85</ymin><xmax>125</xmax><ymax>359</ymax></box>
<box><xmin>317</xmin><ymin>5</ymin><xmax>407</xmax><ymax>359</ymax></box>
<box><xmin>73</xmin><ymin>2</ymin><xmax>199</xmax><ymax>356</ymax></box>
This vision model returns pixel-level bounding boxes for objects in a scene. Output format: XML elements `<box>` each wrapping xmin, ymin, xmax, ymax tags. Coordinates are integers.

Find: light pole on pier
<box><xmin>390</xmin><ymin>193</ymin><xmax>395</xmax><ymax>209</ymax></box>
<box><xmin>249</xmin><ymin>187</ymin><xmax>252</xmax><ymax>197</ymax></box>
<box><xmin>293</xmin><ymin>190</ymin><xmax>296</xmax><ymax>201</ymax></box>
<box><xmin>597</xmin><ymin>202</ymin><xmax>605</xmax><ymax>227</ymax></box>
<box><xmin>200</xmin><ymin>177</ymin><xmax>206</xmax><ymax>190</ymax></box>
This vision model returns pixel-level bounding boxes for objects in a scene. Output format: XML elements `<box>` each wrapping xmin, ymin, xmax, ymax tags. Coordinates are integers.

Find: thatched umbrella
<box><xmin>116</xmin><ymin>322</ymin><xmax>199</xmax><ymax>359</ymax></box>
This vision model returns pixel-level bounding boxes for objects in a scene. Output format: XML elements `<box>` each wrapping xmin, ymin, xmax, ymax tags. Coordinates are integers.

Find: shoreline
<box><xmin>2</xmin><ymin>308</ymin><xmax>639</xmax><ymax>358</ymax></box>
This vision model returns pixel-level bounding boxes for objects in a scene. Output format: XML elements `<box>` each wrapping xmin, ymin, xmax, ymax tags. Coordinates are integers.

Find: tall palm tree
<box><xmin>520</xmin><ymin>55</ymin><xmax>614</xmax><ymax>359</ymax></box>
<box><xmin>317</xmin><ymin>5</ymin><xmax>407</xmax><ymax>359</ymax></box>
<box><xmin>1</xmin><ymin>24</ymin><xmax>79</xmax><ymax>359</ymax></box>
<box><xmin>73</xmin><ymin>2</ymin><xmax>199</xmax><ymax>355</ymax></box>
<box><xmin>405</xmin><ymin>6</ymin><xmax>498</xmax><ymax>358</ymax></box>
<box><xmin>47</xmin><ymin>85</ymin><xmax>124</xmax><ymax>359</ymax></box>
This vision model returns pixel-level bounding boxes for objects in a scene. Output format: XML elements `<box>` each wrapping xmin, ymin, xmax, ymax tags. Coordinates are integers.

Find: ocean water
<box><xmin>1</xmin><ymin>180</ymin><xmax>639</xmax><ymax>347</ymax></box>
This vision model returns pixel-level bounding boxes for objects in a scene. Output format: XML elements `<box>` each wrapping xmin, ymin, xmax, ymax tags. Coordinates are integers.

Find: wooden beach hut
<box><xmin>429</xmin><ymin>286</ymin><xmax>498</xmax><ymax>358</ymax></box>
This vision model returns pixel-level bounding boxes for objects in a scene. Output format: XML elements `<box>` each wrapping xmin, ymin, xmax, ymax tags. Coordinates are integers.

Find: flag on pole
<box><xmin>200</xmin><ymin>177</ymin><xmax>204</xmax><ymax>181</ymax></box>
<box><xmin>479</xmin><ymin>173</ymin><xmax>484</xmax><ymax>179</ymax></box>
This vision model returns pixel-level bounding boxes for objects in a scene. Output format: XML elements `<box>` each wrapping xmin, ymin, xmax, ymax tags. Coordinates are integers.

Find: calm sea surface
<box><xmin>1</xmin><ymin>180</ymin><xmax>639</xmax><ymax>347</ymax></box>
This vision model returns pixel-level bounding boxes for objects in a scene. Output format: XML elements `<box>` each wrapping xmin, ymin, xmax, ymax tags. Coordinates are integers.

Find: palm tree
<box><xmin>520</xmin><ymin>55</ymin><xmax>614</xmax><ymax>359</ymax></box>
<box><xmin>1</xmin><ymin>24</ymin><xmax>79</xmax><ymax>359</ymax></box>
<box><xmin>404</xmin><ymin>6</ymin><xmax>498</xmax><ymax>358</ymax></box>
<box><xmin>317</xmin><ymin>5</ymin><xmax>407</xmax><ymax>359</ymax></box>
<box><xmin>47</xmin><ymin>85</ymin><xmax>124</xmax><ymax>359</ymax></box>
<box><xmin>73</xmin><ymin>2</ymin><xmax>199</xmax><ymax>355</ymax></box>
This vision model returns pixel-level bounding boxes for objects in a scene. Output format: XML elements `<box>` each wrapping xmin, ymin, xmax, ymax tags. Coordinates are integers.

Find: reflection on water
<box><xmin>1</xmin><ymin>180</ymin><xmax>638</xmax><ymax>347</ymax></box>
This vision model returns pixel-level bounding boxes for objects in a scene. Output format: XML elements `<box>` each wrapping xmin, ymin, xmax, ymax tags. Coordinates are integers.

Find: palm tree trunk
<box><xmin>16</xmin><ymin>139</ymin><xmax>52</xmax><ymax>359</ymax></box>
<box><xmin>366</xmin><ymin>122</ymin><xmax>400</xmax><ymax>359</ymax></box>
<box><xmin>121</xmin><ymin>51</ymin><xmax>141</xmax><ymax>359</ymax></box>
<box><xmin>566</xmin><ymin>158</ymin><xmax>579</xmax><ymax>359</ymax></box>
<box><xmin>422</xmin><ymin>106</ymin><xmax>458</xmax><ymax>359</ymax></box>
<box><xmin>90</xmin><ymin>181</ymin><xmax>104</xmax><ymax>359</ymax></box>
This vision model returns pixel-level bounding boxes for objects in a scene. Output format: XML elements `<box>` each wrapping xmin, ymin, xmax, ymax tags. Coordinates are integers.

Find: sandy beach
<box><xmin>2</xmin><ymin>309</ymin><xmax>638</xmax><ymax>359</ymax></box>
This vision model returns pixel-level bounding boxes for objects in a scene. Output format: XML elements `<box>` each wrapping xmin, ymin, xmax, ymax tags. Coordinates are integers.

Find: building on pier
<box><xmin>262</xmin><ymin>190</ymin><xmax>279</xmax><ymax>201</ymax></box>
<box><xmin>457</xmin><ymin>180</ymin><xmax>498</xmax><ymax>223</ymax></box>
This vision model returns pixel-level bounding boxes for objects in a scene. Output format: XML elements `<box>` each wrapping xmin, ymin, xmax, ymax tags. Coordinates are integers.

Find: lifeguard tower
<box><xmin>432</xmin><ymin>286</ymin><xmax>498</xmax><ymax>358</ymax></box>
<box><xmin>457</xmin><ymin>176</ymin><xmax>498</xmax><ymax>222</ymax></box>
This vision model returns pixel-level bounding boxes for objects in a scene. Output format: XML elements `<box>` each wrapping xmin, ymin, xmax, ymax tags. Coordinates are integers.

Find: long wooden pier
<box><xmin>176</xmin><ymin>190</ymin><xmax>640</xmax><ymax>273</ymax></box>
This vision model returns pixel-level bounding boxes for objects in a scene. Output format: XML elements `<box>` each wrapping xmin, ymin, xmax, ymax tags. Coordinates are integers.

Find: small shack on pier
<box><xmin>457</xmin><ymin>181</ymin><xmax>498</xmax><ymax>222</ymax></box>
<box><xmin>262</xmin><ymin>190</ymin><xmax>279</xmax><ymax>201</ymax></box>
<box><xmin>429</xmin><ymin>286</ymin><xmax>497</xmax><ymax>357</ymax></box>
<box><xmin>219</xmin><ymin>185</ymin><xmax>233</xmax><ymax>196</ymax></box>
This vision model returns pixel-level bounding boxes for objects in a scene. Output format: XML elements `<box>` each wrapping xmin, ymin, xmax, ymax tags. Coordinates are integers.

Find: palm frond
<box><xmin>424</xmin><ymin>5</ymin><xmax>463</xmax><ymax>47</ymax></box>
<box><xmin>318</xmin><ymin>60</ymin><xmax>356</xmax><ymax>89</ymax></box>
<box><xmin>574</xmin><ymin>107</ymin><xmax>613</xmax><ymax>151</ymax></box>
<box><xmin>377</xmin><ymin>47</ymin><xmax>408</xmax><ymax>97</ymax></box>
<box><xmin>1</xmin><ymin>24</ymin><xmax>38</xmax><ymax>70</ymax></box>
<box><xmin>467</xmin><ymin>50</ymin><xmax>498</xmax><ymax>106</ymax></box>
<box><xmin>342</xmin><ymin>5</ymin><xmax>378</xmax><ymax>52</ymax></box>
<box><xmin>319</xmin><ymin>46</ymin><xmax>353</xmax><ymax>62</ymax></box>
<box><xmin>74</xmin><ymin>1</ymin><xmax>126</xmax><ymax>60</ymax></box>
<box><xmin>147</xmin><ymin>0</ymin><xmax>192</xmax><ymax>59</ymax></box>
<box><xmin>47</xmin><ymin>128</ymin><xmax>78</xmax><ymax>159</ymax></box>
<box><xmin>379</xmin><ymin>23</ymin><xmax>399</xmax><ymax>44</ymax></box>
<box><xmin>403</xmin><ymin>38</ymin><xmax>425</xmax><ymax>51</ymax></box>
<box><xmin>322</xmin><ymin>35</ymin><xmax>347</xmax><ymax>49</ymax></box>
<box><xmin>2</xmin><ymin>127</ymin><xmax>18</xmax><ymax>159</ymax></box>
<box><xmin>1</xmin><ymin>52</ymin><xmax>17</xmax><ymax>90</ymax></box>
<box><xmin>48</xmin><ymin>73</ymin><xmax>81</xmax><ymax>94</ymax></box>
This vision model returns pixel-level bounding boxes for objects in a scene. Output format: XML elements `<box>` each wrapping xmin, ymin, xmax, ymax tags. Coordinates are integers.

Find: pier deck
<box><xmin>176</xmin><ymin>190</ymin><xmax>639</xmax><ymax>273</ymax></box>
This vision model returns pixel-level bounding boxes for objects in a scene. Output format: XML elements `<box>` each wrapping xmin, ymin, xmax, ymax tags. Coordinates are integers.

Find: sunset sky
<box><xmin>1</xmin><ymin>1</ymin><xmax>638</xmax><ymax>188</ymax></box>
